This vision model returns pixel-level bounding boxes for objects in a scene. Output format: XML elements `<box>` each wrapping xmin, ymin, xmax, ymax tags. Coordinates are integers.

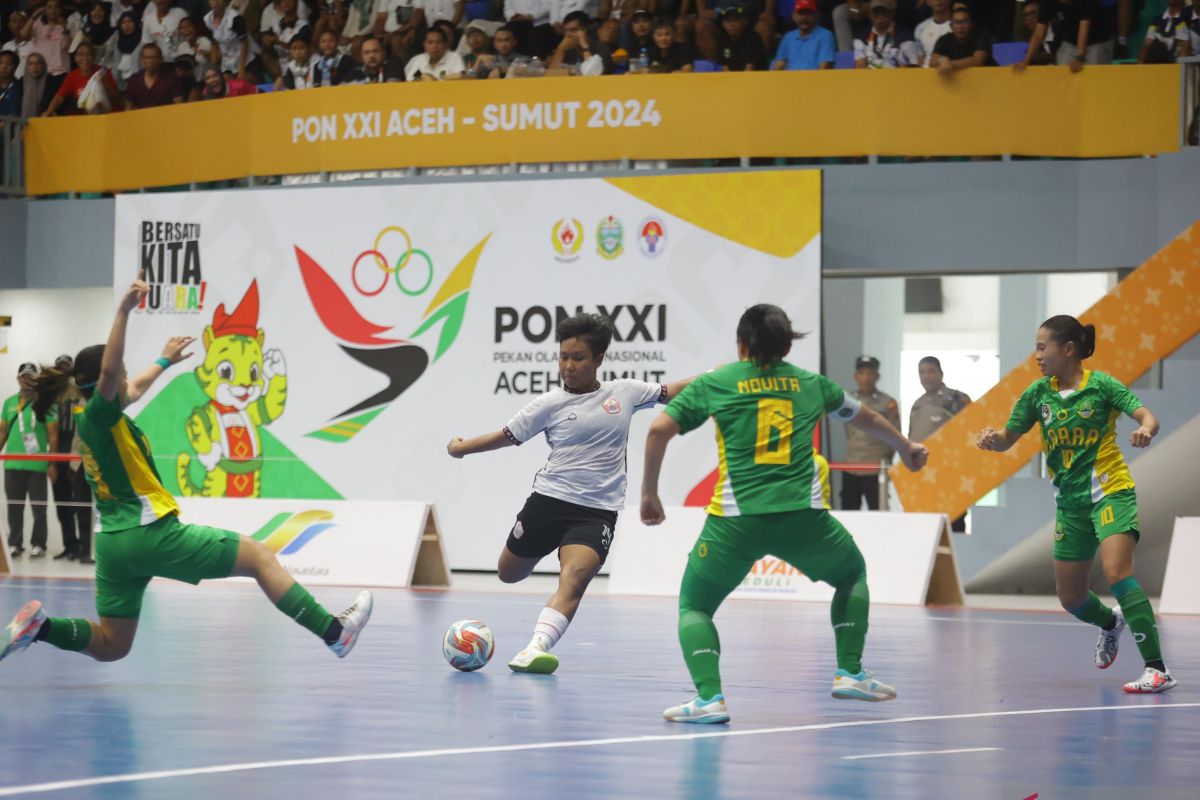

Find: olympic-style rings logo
<box><xmin>351</xmin><ymin>226</ymin><xmax>435</xmax><ymax>298</ymax></box>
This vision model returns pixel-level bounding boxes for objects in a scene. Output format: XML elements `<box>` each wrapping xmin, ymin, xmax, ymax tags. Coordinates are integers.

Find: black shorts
<box><xmin>505</xmin><ymin>493</ymin><xmax>618</xmax><ymax>564</ymax></box>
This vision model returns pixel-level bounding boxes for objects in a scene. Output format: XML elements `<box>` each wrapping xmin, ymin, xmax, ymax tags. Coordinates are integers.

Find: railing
<box><xmin>1183</xmin><ymin>57</ymin><xmax>1200</xmax><ymax>147</ymax></box>
<box><xmin>0</xmin><ymin>116</ymin><xmax>24</xmax><ymax>196</ymax></box>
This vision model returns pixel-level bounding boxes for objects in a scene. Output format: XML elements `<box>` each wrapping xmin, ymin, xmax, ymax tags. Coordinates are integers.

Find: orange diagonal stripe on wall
<box><xmin>892</xmin><ymin>220</ymin><xmax>1200</xmax><ymax>518</ymax></box>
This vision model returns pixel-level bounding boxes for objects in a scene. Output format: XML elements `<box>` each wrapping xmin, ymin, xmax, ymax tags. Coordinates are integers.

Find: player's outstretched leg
<box><xmin>1100</xmin><ymin>534</ymin><xmax>1176</xmax><ymax>693</ymax></box>
<box><xmin>231</xmin><ymin>537</ymin><xmax>373</xmax><ymax>658</ymax></box>
<box><xmin>820</xmin><ymin>544</ymin><xmax>895</xmax><ymax>702</ymax></box>
<box><xmin>0</xmin><ymin>601</ymin><xmax>124</xmax><ymax>662</ymax></box>
<box><xmin>662</xmin><ymin>566</ymin><xmax>733</xmax><ymax>724</ymax></box>
<box><xmin>508</xmin><ymin>544</ymin><xmax>601</xmax><ymax>674</ymax></box>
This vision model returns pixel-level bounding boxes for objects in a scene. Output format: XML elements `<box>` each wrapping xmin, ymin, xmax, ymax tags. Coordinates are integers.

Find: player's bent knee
<box><xmin>1058</xmin><ymin>593</ymin><xmax>1087</xmax><ymax>612</ymax></box>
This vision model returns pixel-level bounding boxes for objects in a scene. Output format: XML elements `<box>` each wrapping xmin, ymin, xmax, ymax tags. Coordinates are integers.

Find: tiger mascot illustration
<box><xmin>177</xmin><ymin>280</ymin><xmax>287</xmax><ymax>497</ymax></box>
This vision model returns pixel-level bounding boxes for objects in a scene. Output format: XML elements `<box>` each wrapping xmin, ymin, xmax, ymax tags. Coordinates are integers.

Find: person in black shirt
<box><xmin>1019</xmin><ymin>0</ymin><xmax>1112</xmax><ymax>72</ymax></box>
<box><xmin>48</xmin><ymin>355</ymin><xmax>93</xmax><ymax>564</ymax></box>
<box><xmin>549</xmin><ymin>11</ymin><xmax>615</xmax><ymax>74</ymax></box>
<box><xmin>714</xmin><ymin>5</ymin><xmax>767</xmax><ymax>70</ymax></box>
<box><xmin>931</xmin><ymin>4</ymin><xmax>994</xmax><ymax>74</ymax></box>
<box><xmin>350</xmin><ymin>35</ymin><xmax>405</xmax><ymax>82</ymax></box>
<box><xmin>649</xmin><ymin>19</ymin><xmax>694</xmax><ymax>72</ymax></box>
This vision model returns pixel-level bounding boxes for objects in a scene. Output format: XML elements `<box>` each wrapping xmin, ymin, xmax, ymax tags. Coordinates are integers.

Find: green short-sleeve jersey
<box><xmin>76</xmin><ymin>392</ymin><xmax>180</xmax><ymax>532</ymax></box>
<box><xmin>1005</xmin><ymin>370</ymin><xmax>1142</xmax><ymax>509</ymax></box>
<box><xmin>2</xmin><ymin>393</ymin><xmax>59</xmax><ymax>473</ymax></box>
<box><xmin>665</xmin><ymin>360</ymin><xmax>859</xmax><ymax>517</ymax></box>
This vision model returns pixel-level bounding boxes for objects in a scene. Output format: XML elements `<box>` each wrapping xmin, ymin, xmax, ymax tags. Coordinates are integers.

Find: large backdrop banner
<box><xmin>113</xmin><ymin>170</ymin><xmax>822</xmax><ymax>569</ymax></box>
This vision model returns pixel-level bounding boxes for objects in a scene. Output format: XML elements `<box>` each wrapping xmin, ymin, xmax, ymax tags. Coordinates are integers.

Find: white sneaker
<box><xmin>663</xmin><ymin>694</ymin><xmax>730</xmax><ymax>724</ymax></box>
<box><xmin>1095</xmin><ymin>607</ymin><xmax>1126</xmax><ymax>669</ymax></box>
<box><xmin>327</xmin><ymin>590</ymin><xmax>372</xmax><ymax>659</ymax></box>
<box><xmin>832</xmin><ymin>669</ymin><xmax>898</xmax><ymax>702</ymax></box>
<box><xmin>29</xmin><ymin>547</ymin><xmax>46</xmax><ymax>560</ymax></box>
<box><xmin>1</xmin><ymin>600</ymin><xmax>47</xmax><ymax>663</ymax></box>
<box><xmin>507</xmin><ymin>646</ymin><xmax>559</xmax><ymax>674</ymax></box>
<box><xmin>1123</xmin><ymin>667</ymin><xmax>1177</xmax><ymax>694</ymax></box>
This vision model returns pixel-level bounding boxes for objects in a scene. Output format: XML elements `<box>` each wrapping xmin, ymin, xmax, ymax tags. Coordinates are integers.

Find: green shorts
<box><xmin>1053</xmin><ymin>489</ymin><xmax>1140</xmax><ymax>562</ymax></box>
<box><xmin>94</xmin><ymin>514</ymin><xmax>241</xmax><ymax>618</ymax></box>
<box><xmin>687</xmin><ymin>509</ymin><xmax>863</xmax><ymax>591</ymax></box>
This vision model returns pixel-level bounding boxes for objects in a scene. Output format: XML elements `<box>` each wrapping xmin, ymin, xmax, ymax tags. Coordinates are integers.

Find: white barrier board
<box><xmin>608</xmin><ymin>509</ymin><xmax>962</xmax><ymax>606</ymax></box>
<box><xmin>1159</xmin><ymin>517</ymin><xmax>1200</xmax><ymax>614</ymax></box>
<box><xmin>176</xmin><ymin>498</ymin><xmax>449</xmax><ymax>588</ymax></box>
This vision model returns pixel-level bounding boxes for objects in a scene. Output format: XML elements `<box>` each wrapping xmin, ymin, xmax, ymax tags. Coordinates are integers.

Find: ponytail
<box><xmin>1040</xmin><ymin>315</ymin><xmax>1096</xmax><ymax>360</ymax></box>
<box><xmin>736</xmin><ymin>304</ymin><xmax>807</xmax><ymax>368</ymax></box>
<box><xmin>32</xmin><ymin>344</ymin><xmax>105</xmax><ymax>420</ymax></box>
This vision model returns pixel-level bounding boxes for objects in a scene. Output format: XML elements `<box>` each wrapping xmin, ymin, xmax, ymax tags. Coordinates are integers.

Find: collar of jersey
<box><xmin>1049</xmin><ymin>369</ymin><xmax>1091</xmax><ymax>394</ymax></box>
<box><xmin>563</xmin><ymin>381</ymin><xmax>601</xmax><ymax>395</ymax></box>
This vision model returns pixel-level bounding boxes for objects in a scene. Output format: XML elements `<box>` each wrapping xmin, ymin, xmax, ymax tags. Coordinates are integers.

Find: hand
<box><xmin>901</xmin><ymin>442</ymin><xmax>928</xmax><ymax>472</ymax></box>
<box><xmin>937</xmin><ymin>59</ymin><xmax>952</xmax><ymax>76</ymax></box>
<box><xmin>576</xmin><ymin>29</ymin><xmax>590</xmax><ymax>50</ymax></box>
<box><xmin>640</xmin><ymin>494</ymin><xmax>665</xmax><ymax>525</ymax></box>
<box><xmin>1069</xmin><ymin>58</ymin><xmax>1084</xmax><ymax>73</ymax></box>
<box><xmin>977</xmin><ymin>427</ymin><xmax>1003</xmax><ymax>451</ymax></box>
<box><xmin>161</xmin><ymin>335</ymin><xmax>196</xmax><ymax>365</ymax></box>
<box><xmin>263</xmin><ymin>349</ymin><xmax>286</xmax><ymax>380</ymax></box>
<box><xmin>120</xmin><ymin>275</ymin><xmax>150</xmax><ymax>313</ymax></box>
<box><xmin>447</xmin><ymin>436</ymin><xmax>466</xmax><ymax>458</ymax></box>
<box><xmin>1129</xmin><ymin>426</ymin><xmax>1154</xmax><ymax>448</ymax></box>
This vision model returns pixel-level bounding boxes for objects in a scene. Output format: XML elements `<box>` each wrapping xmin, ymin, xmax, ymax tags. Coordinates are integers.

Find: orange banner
<box><xmin>892</xmin><ymin>220</ymin><xmax>1200</xmax><ymax>518</ymax></box>
<box><xmin>24</xmin><ymin>65</ymin><xmax>1181</xmax><ymax>195</ymax></box>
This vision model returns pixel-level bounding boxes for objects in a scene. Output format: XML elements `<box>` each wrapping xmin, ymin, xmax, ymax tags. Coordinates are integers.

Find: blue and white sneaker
<box><xmin>662</xmin><ymin>694</ymin><xmax>730</xmax><ymax>724</ymax></box>
<box><xmin>1095</xmin><ymin>606</ymin><xmax>1125</xmax><ymax>669</ymax></box>
<box><xmin>831</xmin><ymin>669</ymin><xmax>897</xmax><ymax>702</ymax></box>
<box><xmin>327</xmin><ymin>591</ymin><xmax>373</xmax><ymax>659</ymax></box>
<box><xmin>1</xmin><ymin>600</ymin><xmax>47</xmax><ymax>663</ymax></box>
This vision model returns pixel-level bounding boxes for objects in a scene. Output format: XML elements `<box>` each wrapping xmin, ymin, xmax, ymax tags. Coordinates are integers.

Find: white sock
<box><xmin>529</xmin><ymin>607</ymin><xmax>569</xmax><ymax>651</ymax></box>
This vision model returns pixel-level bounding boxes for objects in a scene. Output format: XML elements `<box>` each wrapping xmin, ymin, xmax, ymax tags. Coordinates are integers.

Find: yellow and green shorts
<box><xmin>1053</xmin><ymin>489</ymin><xmax>1140</xmax><ymax>562</ymax></box>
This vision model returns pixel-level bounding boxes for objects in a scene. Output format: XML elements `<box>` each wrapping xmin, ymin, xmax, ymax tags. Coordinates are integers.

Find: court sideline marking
<box><xmin>842</xmin><ymin>746</ymin><xmax>1001</xmax><ymax>761</ymax></box>
<box><xmin>1</xmin><ymin>703</ymin><xmax>1196</xmax><ymax>796</ymax></box>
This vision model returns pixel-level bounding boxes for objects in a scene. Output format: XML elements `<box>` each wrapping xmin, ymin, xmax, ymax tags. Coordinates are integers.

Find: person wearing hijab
<box><xmin>19</xmin><ymin>52</ymin><xmax>62</xmax><ymax>117</ymax></box>
<box><xmin>80</xmin><ymin>2</ymin><xmax>115</xmax><ymax>65</ymax></box>
<box><xmin>108</xmin><ymin>10</ymin><xmax>142</xmax><ymax>87</ymax></box>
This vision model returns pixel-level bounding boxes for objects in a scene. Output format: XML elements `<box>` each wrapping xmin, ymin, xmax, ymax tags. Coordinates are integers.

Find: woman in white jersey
<box><xmin>448</xmin><ymin>313</ymin><xmax>691</xmax><ymax>674</ymax></box>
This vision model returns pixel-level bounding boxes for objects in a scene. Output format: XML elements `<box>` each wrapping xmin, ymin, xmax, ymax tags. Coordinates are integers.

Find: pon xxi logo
<box><xmin>252</xmin><ymin>510</ymin><xmax>336</xmax><ymax>555</ymax></box>
<box><xmin>294</xmin><ymin>226</ymin><xmax>490</xmax><ymax>442</ymax></box>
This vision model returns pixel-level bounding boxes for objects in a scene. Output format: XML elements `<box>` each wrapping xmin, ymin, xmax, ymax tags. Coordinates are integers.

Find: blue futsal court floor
<box><xmin>1</xmin><ymin>577</ymin><xmax>1197</xmax><ymax>800</ymax></box>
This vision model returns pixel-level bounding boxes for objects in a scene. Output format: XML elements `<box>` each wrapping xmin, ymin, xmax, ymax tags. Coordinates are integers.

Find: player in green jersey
<box><xmin>641</xmin><ymin>304</ymin><xmax>929</xmax><ymax>723</ymax></box>
<box><xmin>0</xmin><ymin>275</ymin><xmax>372</xmax><ymax>665</ymax></box>
<box><xmin>978</xmin><ymin>314</ymin><xmax>1173</xmax><ymax>694</ymax></box>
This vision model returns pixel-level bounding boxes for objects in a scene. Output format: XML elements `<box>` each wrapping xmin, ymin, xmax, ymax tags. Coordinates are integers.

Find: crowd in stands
<box><xmin>0</xmin><ymin>0</ymin><xmax>1195</xmax><ymax>116</ymax></box>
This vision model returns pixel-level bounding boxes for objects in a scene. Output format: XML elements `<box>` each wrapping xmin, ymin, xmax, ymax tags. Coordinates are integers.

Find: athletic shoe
<box><xmin>662</xmin><ymin>694</ymin><xmax>730</xmax><ymax>724</ymax></box>
<box><xmin>832</xmin><ymin>669</ymin><xmax>898</xmax><ymax>702</ymax></box>
<box><xmin>9</xmin><ymin>547</ymin><xmax>23</xmax><ymax>559</ymax></box>
<box><xmin>1123</xmin><ymin>667</ymin><xmax>1177</xmax><ymax>694</ymax></box>
<box><xmin>508</xmin><ymin>646</ymin><xmax>559</xmax><ymax>674</ymax></box>
<box><xmin>79</xmin><ymin>557</ymin><xmax>95</xmax><ymax>565</ymax></box>
<box><xmin>1095</xmin><ymin>606</ymin><xmax>1126</xmax><ymax>669</ymax></box>
<box><xmin>1</xmin><ymin>600</ymin><xmax>47</xmax><ymax>663</ymax></box>
<box><xmin>29</xmin><ymin>547</ymin><xmax>46</xmax><ymax>560</ymax></box>
<box><xmin>53</xmin><ymin>550</ymin><xmax>75</xmax><ymax>561</ymax></box>
<box><xmin>327</xmin><ymin>590</ymin><xmax>373</xmax><ymax>659</ymax></box>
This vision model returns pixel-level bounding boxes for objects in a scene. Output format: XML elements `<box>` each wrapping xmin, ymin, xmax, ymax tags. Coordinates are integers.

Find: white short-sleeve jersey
<box><xmin>504</xmin><ymin>379</ymin><xmax>667</xmax><ymax>511</ymax></box>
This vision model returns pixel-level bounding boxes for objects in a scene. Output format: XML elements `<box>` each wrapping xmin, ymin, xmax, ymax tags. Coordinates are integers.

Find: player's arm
<box><xmin>661</xmin><ymin>375</ymin><xmax>697</xmax><ymax>402</ymax></box>
<box><xmin>98</xmin><ymin>277</ymin><xmax>150</xmax><ymax>402</ymax></box>
<box><xmin>1129</xmin><ymin>407</ymin><xmax>1158</xmax><ymax>448</ymax></box>
<box><xmin>640</xmin><ymin>413</ymin><xmax>681</xmax><ymax>525</ymax></box>
<box><xmin>446</xmin><ymin>429</ymin><xmax>515</xmax><ymax>459</ymax></box>
<box><xmin>126</xmin><ymin>336</ymin><xmax>196</xmax><ymax>403</ymax></box>
<box><xmin>977</xmin><ymin>426</ymin><xmax>1021</xmax><ymax>452</ymax></box>
<box><xmin>847</xmin><ymin>405</ymin><xmax>926</xmax><ymax>472</ymax></box>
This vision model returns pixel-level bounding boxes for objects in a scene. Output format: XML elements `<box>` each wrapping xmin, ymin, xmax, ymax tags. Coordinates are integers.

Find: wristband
<box><xmin>155</xmin><ymin>357</ymin><xmax>172</xmax><ymax>369</ymax></box>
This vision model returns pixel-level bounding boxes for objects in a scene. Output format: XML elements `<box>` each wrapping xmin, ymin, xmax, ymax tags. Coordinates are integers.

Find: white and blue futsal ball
<box><xmin>443</xmin><ymin>619</ymin><xmax>495</xmax><ymax>672</ymax></box>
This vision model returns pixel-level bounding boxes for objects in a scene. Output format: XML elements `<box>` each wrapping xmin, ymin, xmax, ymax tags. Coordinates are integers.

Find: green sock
<box><xmin>37</xmin><ymin>618</ymin><xmax>93</xmax><ymax>652</ymax></box>
<box><xmin>831</xmin><ymin>575</ymin><xmax>869</xmax><ymax>675</ymax></box>
<box><xmin>678</xmin><ymin>609</ymin><xmax>723</xmax><ymax>700</ymax></box>
<box><xmin>1111</xmin><ymin>577</ymin><xmax>1162</xmax><ymax>665</ymax></box>
<box><xmin>1067</xmin><ymin>591</ymin><xmax>1116</xmax><ymax>629</ymax></box>
<box><xmin>274</xmin><ymin>583</ymin><xmax>335</xmax><ymax>639</ymax></box>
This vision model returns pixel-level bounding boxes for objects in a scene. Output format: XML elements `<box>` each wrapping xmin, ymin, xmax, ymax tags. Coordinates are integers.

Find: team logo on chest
<box><xmin>1056</xmin><ymin>409</ymin><xmax>1070</xmax><ymax>421</ymax></box>
<box><xmin>1077</xmin><ymin>400</ymin><xmax>1095</xmax><ymax>419</ymax></box>
<box><xmin>1040</xmin><ymin>404</ymin><xmax>1052</xmax><ymax>425</ymax></box>
<box><xmin>602</xmin><ymin>397</ymin><xmax>622</xmax><ymax>415</ymax></box>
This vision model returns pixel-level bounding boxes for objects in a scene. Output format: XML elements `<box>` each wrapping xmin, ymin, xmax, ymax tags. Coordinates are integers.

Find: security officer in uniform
<box><xmin>909</xmin><ymin>355</ymin><xmax>971</xmax><ymax>530</ymax></box>
<box><xmin>841</xmin><ymin>355</ymin><xmax>900</xmax><ymax>510</ymax></box>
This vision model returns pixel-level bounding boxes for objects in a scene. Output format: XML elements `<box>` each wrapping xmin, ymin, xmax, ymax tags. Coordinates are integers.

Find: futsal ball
<box><xmin>443</xmin><ymin>619</ymin><xmax>495</xmax><ymax>672</ymax></box>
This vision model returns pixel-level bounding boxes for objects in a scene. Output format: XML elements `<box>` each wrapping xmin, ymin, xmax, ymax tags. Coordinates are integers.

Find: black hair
<box><xmin>1040</xmin><ymin>314</ymin><xmax>1096</xmax><ymax>360</ymax></box>
<box><xmin>424</xmin><ymin>27</ymin><xmax>448</xmax><ymax>43</ymax></box>
<box><xmin>495</xmin><ymin>24</ymin><xmax>516</xmax><ymax>37</ymax></box>
<box><xmin>0</xmin><ymin>51</ymin><xmax>18</xmax><ymax>67</ymax></box>
<box><xmin>918</xmin><ymin>356</ymin><xmax>942</xmax><ymax>371</ymax></box>
<box><xmin>140</xmin><ymin>41</ymin><xmax>162</xmax><ymax>56</ymax></box>
<box><xmin>563</xmin><ymin>10</ymin><xmax>590</xmax><ymax>27</ymax></box>
<box><xmin>556</xmin><ymin>313</ymin><xmax>613</xmax><ymax>358</ymax></box>
<box><xmin>33</xmin><ymin>344</ymin><xmax>104</xmax><ymax>421</ymax></box>
<box><xmin>737</xmin><ymin>304</ymin><xmax>807</xmax><ymax>367</ymax></box>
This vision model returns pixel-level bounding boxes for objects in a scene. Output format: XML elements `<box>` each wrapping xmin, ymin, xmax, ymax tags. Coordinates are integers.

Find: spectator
<box><xmin>124</xmin><ymin>41</ymin><xmax>182</xmax><ymax>107</ymax></box>
<box><xmin>506</xmin><ymin>0</ymin><xmax>555</xmax><ymax>60</ymax></box>
<box><xmin>841</xmin><ymin>355</ymin><xmax>899</xmax><ymax>511</ymax></box>
<box><xmin>853</xmin><ymin>0</ymin><xmax>919</xmax><ymax>68</ymax></box>
<box><xmin>461</xmin><ymin>19</ymin><xmax>494</xmax><ymax>72</ymax></box>
<box><xmin>109</xmin><ymin>0</ymin><xmax>145</xmax><ymax>28</ymax></box>
<box><xmin>352</xmin><ymin>34</ymin><xmax>404</xmax><ymax>81</ymax></box>
<box><xmin>277</xmin><ymin>33</ymin><xmax>317</xmax><ymax>87</ymax></box>
<box><xmin>142</xmin><ymin>0</ymin><xmax>188</xmax><ymax>61</ymax></box>
<box><xmin>206</xmin><ymin>0</ymin><xmax>260</xmax><ymax>80</ymax></box>
<box><xmin>79</xmin><ymin>3</ymin><xmax>116</xmax><ymax>66</ymax></box>
<box><xmin>1020</xmin><ymin>0</ymin><xmax>1111</xmax><ymax>72</ymax></box>
<box><xmin>648</xmin><ymin>18</ymin><xmax>693</xmax><ymax>71</ymax></box>
<box><xmin>18</xmin><ymin>52</ymin><xmax>61</xmax><ymax>116</ymax></box>
<box><xmin>24</xmin><ymin>0</ymin><xmax>71</xmax><ymax>77</ymax></box>
<box><xmin>1020</xmin><ymin>0</ymin><xmax>1055</xmax><ymax>64</ymax></box>
<box><xmin>405</xmin><ymin>25</ymin><xmax>465</xmax><ymax>79</ymax></box>
<box><xmin>2</xmin><ymin>12</ymin><xmax>34</xmax><ymax>78</ymax></box>
<box><xmin>48</xmin><ymin>354</ymin><xmax>91</xmax><ymax>563</ymax></box>
<box><xmin>261</xmin><ymin>0</ymin><xmax>309</xmax><ymax>78</ymax></box>
<box><xmin>932</xmin><ymin>4</ymin><xmax>995</xmax><ymax>74</ymax></box>
<box><xmin>914</xmin><ymin>0</ymin><xmax>950</xmax><ymax>67</ymax></box>
<box><xmin>624</xmin><ymin>8</ymin><xmax>655</xmax><ymax>58</ymax></box>
<box><xmin>175</xmin><ymin>15</ymin><xmax>213</xmax><ymax>80</ymax></box>
<box><xmin>377</xmin><ymin>0</ymin><xmax>424</xmax><ymax>63</ymax></box>
<box><xmin>44</xmin><ymin>40</ymin><xmax>119</xmax><ymax>114</ymax></box>
<box><xmin>478</xmin><ymin>23</ymin><xmax>522</xmax><ymax>77</ymax></box>
<box><xmin>313</xmin><ymin>0</ymin><xmax>347</xmax><ymax>43</ymax></box>
<box><xmin>201</xmin><ymin>62</ymin><xmax>257</xmax><ymax>96</ymax></box>
<box><xmin>596</xmin><ymin>16</ymin><xmax>627</xmax><ymax>72</ymax></box>
<box><xmin>908</xmin><ymin>355</ymin><xmax>971</xmax><ymax>531</ymax></box>
<box><xmin>550</xmin><ymin>10</ymin><xmax>615</xmax><ymax>73</ymax></box>
<box><xmin>771</xmin><ymin>0</ymin><xmax>833</xmax><ymax>69</ymax></box>
<box><xmin>712</xmin><ymin>5</ymin><xmax>767</xmax><ymax>70</ymax></box>
<box><xmin>172</xmin><ymin>52</ymin><xmax>202</xmax><ymax>99</ymax></box>
<box><xmin>0</xmin><ymin>50</ymin><xmax>18</xmax><ymax>115</ymax></box>
<box><xmin>2</xmin><ymin>362</ymin><xmax>59</xmax><ymax>562</ymax></box>
<box><xmin>1182</xmin><ymin>0</ymin><xmax>1200</xmax><ymax>57</ymax></box>
<box><xmin>312</xmin><ymin>28</ymin><xmax>357</xmax><ymax>84</ymax></box>
<box><xmin>340</xmin><ymin>0</ymin><xmax>380</xmax><ymax>60</ymax></box>
<box><xmin>108</xmin><ymin>11</ymin><xmax>143</xmax><ymax>88</ymax></box>
<box><xmin>260</xmin><ymin>0</ymin><xmax>310</xmax><ymax>37</ymax></box>
<box><xmin>832</xmin><ymin>0</ymin><xmax>871</xmax><ymax>52</ymax></box>
<box><xmin>1139</xmin><ymin>0</ymin><xmax>1189</xmax><ymax>62</ymax></box>
<box><xmin>422</xmin><ymin>0</ymin><xmax>465</xmax><ymax>27</ymax></box>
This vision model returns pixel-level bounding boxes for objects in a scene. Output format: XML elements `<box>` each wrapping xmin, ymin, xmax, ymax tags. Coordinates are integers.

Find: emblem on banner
<box><xmin>552</xmin><ymin>218</ymin><xmax>584</xmax><ymax>262</ymax></box>
<box><xmin>637</xmin><ymin>217</ymin><xmax>667</xmax><ymax>257</ymax></box>
<box><xmin>596</xmin><ymin>216</ymin><xmax>624</xmax><ymax>260</ymax></box>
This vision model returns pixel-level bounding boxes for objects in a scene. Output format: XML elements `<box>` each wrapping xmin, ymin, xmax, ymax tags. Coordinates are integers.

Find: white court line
<box><xmin>921</xmin><ymin>615</ymin><xmax>1082</xmax><ymax>628</ymax></box>
<box><xmin>842</xmin><ymin>747</ymin><xmax>1001</xmax><ymax>761</ymax></box>
<box><xmin>0</xmin><ymin>703</ymin><xmax>1195</xmax><ymax>797</ymax></box>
